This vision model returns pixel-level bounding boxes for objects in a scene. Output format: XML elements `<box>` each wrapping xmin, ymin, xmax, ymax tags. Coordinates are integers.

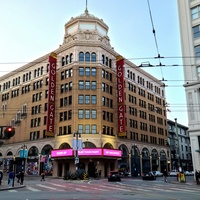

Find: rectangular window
<box><xmin>191</xmin><ymin>6</ymin><xmax>200</xmax><ymax>20</ymax></box>
<box><xmin>78</xmin><ymin>124</ymin><xmax>83</xmax><ymax>134</ymax></box>
<box><xmin>91</xmin><ymin>125</ymin><xmax>97</xmax><ymax>134</ymax></box>
<box><xmin>92</xmin><ymin>110</ymin><xmax>97</xmax><ymax>119</ymax></box>
<box><xmin>60</xmin><ymin>85</ymin><xmax>64</xmax><ymax>93</ymax></box>
<box><xmin>85</xmin><ymin>95</ymin><xmax>90</xmax><ymax>104</ymax></box>
<box><xmin>193</xmin><ymin>25</ymin><xmax>200</xmax><ymax>39</ymax></box>
<box><xmin>91</xmin><ymin>68</ymin><xmax>96</xmax><ymax>76</ymax></box>
<box><xmin>64</xmin><ymin>111</ymin><xmax>67</xmax><ymax>120</ymax></box>
<box><xmin>69</xmin><ymin>82</ymin><xmax>72</xmax><ymax>91</ymax></box>
<box><xmin>78</xmin><ymin>110</ymin><xmax>84</xmax><ymax>119</ymax></box>
<box><xmin>69</xmin><ymin>68</ymin><xmax>73</xmax><ymax>77</ymax></box>
<box><xmin>85</xmin><ymin>67</ymin><xmax>90</xmax><ymax>76</ymax></box>
<box><xmin>102</xmin><ymin>83</ymin><xmax>105</xmax><ymax>91</ymax></box>
<box><xmin>79</xmin><ymin>95</ymin><xmax>84</xmax><ymax>104</ymax></box>
<box><xmin>61</xmin><ymin>71</ymin><xmax>65</xmax><ymax>80</ymax></box>
<box><xmin>91</xmin><ymin>81</ymin><xmax>96</xmax><ymax>90</ymax></box>
<box><xmin>65</xmin><ymin>83</ymin><xmax>69</xmax><ymax>92</ymax></box>
<box><xmin>79</xmin><ymin>81</ymin><xmax>84</xmax><ymax>90</ymax></box>
<box><xmin>59</xmin><ymin>127</ymin><xmax>62</xmax><ymax>135</ymax></box>
<box><xmin>91</xmin><ymin>95</ymin><xmax>96</xmax><ymax>104</ymax></box>
<box><xmin>64</xmin><ymin>97</ymin><xmax>67</xmax><ymax>106</ymax></box>
<box><xmin>79</xmin><ymin>67</ymin><xmax>84</xmax><ymax>76</ymax></box>
<box><xmin>85</xmin><ymin>124</ymin><xmax>90</xmax><ymax>134</ymax></box>
<box><xmin>102</xmin><ymin>69</ymin><xmax>105</xmax><ymax>78</ymax></box>
<box><xmin>195</xmin><ymin>45</ymin><xmax>200</xmax><ymax>58</ymax></box>
<box><xmin>85</xmin><ymin>110</ymin><xmax>90</xmax><ymax>119</ymax></box>
<box><xmin>85</xmin><ymin>81</ymin><xmax>90</xmax><ymax>90</ymax></box>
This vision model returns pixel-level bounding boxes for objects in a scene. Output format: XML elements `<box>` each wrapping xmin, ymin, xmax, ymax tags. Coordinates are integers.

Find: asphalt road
<box><xmin>0</xmin><ymin>175</ymin><xmax>199</xmax><ymax>200</ymax></box>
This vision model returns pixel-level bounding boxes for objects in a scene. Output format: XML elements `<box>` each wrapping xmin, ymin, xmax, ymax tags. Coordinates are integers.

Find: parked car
<box><xmin>169</xmin><ymin>170</ymin><xmax>178</xmax><ymax>176</ymax></box>
<box><xmin>153</xmin><ymin>171</ymin><xmax>163</xmax><ymax>177</ymax></box>
<box><xmin>108</xmin><ymin>171</ymin><xmax>121</xmax><ymax>182</ymax></box>
<box><xmin>184</xmin><ymin>171</ymin><xmax>193</xmax><ymax>176</ymax></box>
<box><xmin>142</xmin><ymin>172</ymin><xmax>156</xmax><ymax>180</ymax></box>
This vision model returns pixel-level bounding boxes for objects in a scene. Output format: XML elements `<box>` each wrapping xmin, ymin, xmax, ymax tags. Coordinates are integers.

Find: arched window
<box><xmin>59</xmin><ymin>143</ymin><xmax>71</xmax><ymax>149</ymax></box>
<box><xmin>109</xmin><ymin>59</ymin><xmax>112</xmax><ymax>68</ymax></box>
<box><xmin>85</xmin><ymin>52</ymin><xmax>90</xmax><ymax>62</ymax></box>
<box><xmin>66</xmin><ymin>55</ymin><xmax>69</xmax><ymax>65</ymax></box>
<box><xmin>46</xmin><ymin>64</ymin><xmax>49</xmax><ymax>73</ymax></box>
<box><xmin>70</xmin><ymin>53</ymin><xmax>73</xmax><ymax>63</ymax></box>
<box><xmin>91</xmin><ymin>52</ymin><xmax>96</xmax><ymax>62</ymax></box>
<box><xmin>41</xmin><ymin>67</ymin><xmax>44</xmax><ymax>75</ymax></box>
<box><xmin>102</xmin><ymin>55</ymin><xmax>105</xmax><ymax>64</ymax></box>
<box><xmin>105</xmin><ymin>57</ymin><xmax>108</xmax><ymax>66</ymax></box>
<box><xmin>62</xmin><ymin>57</ymin><xmax>65</xmax><ymax>66</ymax></box>
<box><xmin>79</xmin><ymin>52</ymin><xmax>84</xmax><ymax>62</ymax></box>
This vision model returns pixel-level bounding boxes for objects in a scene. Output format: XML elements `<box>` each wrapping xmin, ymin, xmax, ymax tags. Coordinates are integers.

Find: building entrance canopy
<box><xmin>51</xmin><ymin>148</ymin><xmax>122</xmax><ymax>158</ymax></box>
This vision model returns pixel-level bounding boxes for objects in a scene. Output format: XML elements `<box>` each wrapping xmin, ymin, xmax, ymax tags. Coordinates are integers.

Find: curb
<box><xmin>0</xmin><ymin>185</ymin><xmax>26</xmax><ymax>191</ymax></box>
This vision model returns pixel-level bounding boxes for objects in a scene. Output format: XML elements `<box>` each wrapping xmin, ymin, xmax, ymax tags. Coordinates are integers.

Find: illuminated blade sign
<box><xmin>51</xmin><ymin>149</ymin><xmax>73</xmax><ymax>157</ymax></box>
<box><xmin>78</xmin><ymin>148</ymin><xmax>102</xmax><ymax>156</ymax></box>
<box><xmin>116</xmin><ymin>55</ymin><xmax>126</xmax><ymax>137</ymax></box>
<box><xmin>103</xmin><ymin>149</ymin><xmax>122</xmax><ymax>157</ymax></box>
<box><xmin>46</xmin><ymin>52</ymin><xmax>57</xmax><ymax>137</ymax></box>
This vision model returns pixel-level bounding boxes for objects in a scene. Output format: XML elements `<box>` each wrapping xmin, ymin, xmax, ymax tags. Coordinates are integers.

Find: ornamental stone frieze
<box><xmin>63</xmin><ymin>30</ymin><xmax>111</xmax><ymax>47</ymax></box>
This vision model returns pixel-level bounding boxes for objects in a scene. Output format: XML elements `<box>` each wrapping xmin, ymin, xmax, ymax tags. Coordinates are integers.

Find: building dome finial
<box><xmin>85</xmin><ymin>0</ymin><xmax>89</xmax><ymax>16</ymax></box>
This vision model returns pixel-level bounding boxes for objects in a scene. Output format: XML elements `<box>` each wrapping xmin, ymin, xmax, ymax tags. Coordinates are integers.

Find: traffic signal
<box><xmin>4</xmin><ymin>126</ymin><xmax>15</xmax><ymax>139</ymax></box>
<box><xmin>165</xmin><ymin>140</ymin><xmax>169</xmax><ymax>146</ymax></box>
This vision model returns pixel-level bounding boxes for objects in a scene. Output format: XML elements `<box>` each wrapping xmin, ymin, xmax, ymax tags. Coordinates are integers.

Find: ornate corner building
<box><xmin>177</xmin><ymin>0</ymin><xmax>200</xmax><ymax>171</ymax></box>
<box><xmin>0</xmin><ymin>8</ymin><xmax>169</xmax><ymax>177</ymax></box>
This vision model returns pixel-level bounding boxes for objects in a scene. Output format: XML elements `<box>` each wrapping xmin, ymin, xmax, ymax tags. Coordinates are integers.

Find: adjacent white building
<box><xmin>177</xmin><ymin>0</ymin><xmax>200</xmax><ymax>171</ymax></box>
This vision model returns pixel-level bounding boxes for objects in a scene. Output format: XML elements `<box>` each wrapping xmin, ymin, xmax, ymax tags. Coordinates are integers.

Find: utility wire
<box><xmin>147</xmin><ymin>0</ymin><xmax>164</xmax><ymax>80</ymax></box>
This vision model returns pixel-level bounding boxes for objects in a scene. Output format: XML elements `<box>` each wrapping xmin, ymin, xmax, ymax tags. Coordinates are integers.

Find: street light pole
<box><xmin>75</xmin><ymin>132</ymin><xmax>79</xmax><ymax>171</ymax></box>
<box><xmin>38</xmin><ymin>153</ymin><xmax>41</xmax><ymax>175</ymax></box>
<box><xmin>73</xmin><ymin>132</ymin><xmax>82</xmax><ymax>172</ymax></box>
<box><xmin>12</xmin><ymin>155</ymin><xmax>16</xmax><ymax>187</ymax></box>
<box><xmin>21</xmin><ymin>144</ymin><xmax>27</xmax><ymax>172</ymax></box>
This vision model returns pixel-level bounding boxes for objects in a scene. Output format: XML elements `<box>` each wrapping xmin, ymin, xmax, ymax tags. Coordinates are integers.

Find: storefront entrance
<box><xmin>88</xmin><ymin>161</ymin><xmax>95</xmax><ymax>177</ymax></box>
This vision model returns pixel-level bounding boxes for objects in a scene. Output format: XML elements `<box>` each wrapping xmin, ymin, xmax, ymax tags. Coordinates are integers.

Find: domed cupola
<box><xmin>62</xmin><ymin>8</ymin><xmax>111</xmax><ymax>47</ymax></box>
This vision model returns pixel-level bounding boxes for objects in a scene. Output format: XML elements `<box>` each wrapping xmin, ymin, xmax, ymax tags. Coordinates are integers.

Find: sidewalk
<box><xmin>0</xmin><ymin>174</ymin><xmax>26</xmax><ymax>191</ymax></box>
<box><xmin>0</xmin><ymin>180</ymin><xmax>26</xmax><ymax>191</ymax></box>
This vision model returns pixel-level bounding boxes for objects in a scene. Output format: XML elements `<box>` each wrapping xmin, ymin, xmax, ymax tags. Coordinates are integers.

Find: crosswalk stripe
<box><xmin>36</xmin><ymin>184</ymin><xmax>64</xmax><ymax>191</ymax></box>
<box><xmin>27</xmin><ymin>186</ymin><xmax>41</xmax><ymax>192</ymax></box>
<box><xmin>8</xmin><ymin>190</ymin><xmax>17</xmax><ymax>192</ymax></box>
<box><xmin>99</xmin><ymin>185</ymin><xmax>131</xmax><ymax>192</ymax></box>
<box><xmin>75</xmin><ymin>188</ymin><xmax>87</xmax><ymax>191</ymax></box>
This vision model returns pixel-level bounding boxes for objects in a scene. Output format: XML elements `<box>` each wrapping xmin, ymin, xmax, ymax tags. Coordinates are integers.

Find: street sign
<box><xmin>72</xmin><ymin>138</ymin><xmax>83</xmax><ymax>150</ymax></box>
<box><xmin>20</xmin><ymin>149</ymin><xmax>28</xmax><ymax>158</ymax></box>
<box><xmin>75</xmin><ymin>157</ymin><xmax>79</xmax><ymax>164</ymax></box>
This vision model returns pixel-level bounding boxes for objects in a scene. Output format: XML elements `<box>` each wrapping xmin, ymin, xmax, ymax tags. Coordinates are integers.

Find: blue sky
<box><xmin>0</xmin><ymin>0</ymin><xmax>188</xmax><ymax>125</ymax></box>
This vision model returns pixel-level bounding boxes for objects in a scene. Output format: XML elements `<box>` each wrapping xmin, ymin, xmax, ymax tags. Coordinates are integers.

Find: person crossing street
<box><xmin>163</xmin><ymin>169</ymin><xmax>168</xmax><ymax>182</ymax></box>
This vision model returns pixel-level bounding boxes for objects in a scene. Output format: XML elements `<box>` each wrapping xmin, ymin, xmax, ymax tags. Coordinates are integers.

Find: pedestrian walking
<box><xmin>8</xmin><ymin>169</ymin><xmax>14</xmax><ymax>188</ymax></box>
<box><xmin>16</xmin><ymin>172</ymin><xmax>20</xmax><ymax>183</ymax></box>
<box><xmin>0</xmin><ymin>170</ymin><xmax>3</xmax><ymax>185</ymax></box>
<box><xmin>195</xmin><ymin>170</ymin><xmax>199</xmax><ymax>185</ymax></box>
<box><xmin>20</xmin><ymin>171</ymin><xmax>24</xmax><ymax>185</ymax></box>
<box><xmin>41</xmin><ymin>171</ymin><xmax>45</xmax><ymax>181</ymax></box>
<box><xmin>163</xmin><ymin>169</ymin><xmax>168</xmax><ymax>182</ymax></box>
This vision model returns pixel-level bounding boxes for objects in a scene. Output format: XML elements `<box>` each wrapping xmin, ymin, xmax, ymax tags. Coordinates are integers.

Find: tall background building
<box><xmin>0</xmin><ymin>8</ymin><xmax>169</xmax><ymax>177</ymax></box>
<box><xmin>177</xmin><ymin>0</ymin><xmax>200</xmax><ymax>171</ymax></box>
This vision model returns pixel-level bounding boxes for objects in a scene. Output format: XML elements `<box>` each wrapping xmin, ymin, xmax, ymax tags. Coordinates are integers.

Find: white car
<box><xmin>153</xmin><ymin>171</ymin><xmax>163</xmax><ymax>177</ymax></box>
<box><xmin>184</xmin><ymin>171</ymin><xmax>193</xmax><ymax>176</ymax></box>
<box><xmin>169</xmin><ymin>170</ymin><xmax>178</xmax><ymax>176</ymax></box>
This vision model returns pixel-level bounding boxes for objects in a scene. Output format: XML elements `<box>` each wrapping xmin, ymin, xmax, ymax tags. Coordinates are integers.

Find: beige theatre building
<box><xmin>0</xmin><ymin>8</ymin><xmax>170</xmax><ymax>178</ymax></box>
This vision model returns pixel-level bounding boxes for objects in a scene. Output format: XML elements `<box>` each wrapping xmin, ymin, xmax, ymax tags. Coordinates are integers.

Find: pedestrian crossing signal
<box><xmin>4</xmin><ymin>126</ymin><xmax>15</xmax><ymax>139</ymax></box>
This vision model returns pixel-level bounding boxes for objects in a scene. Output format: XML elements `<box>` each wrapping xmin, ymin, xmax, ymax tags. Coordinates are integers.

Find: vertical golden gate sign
<box><xmin>46</xmin><ymin>52</ymin><xmax>57</xmax><ymax>137</ymax></box>
<box><xmin>116</xmin><ymin>56</ymin><xmax>126</xmax><ymax>137</ymax></box>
